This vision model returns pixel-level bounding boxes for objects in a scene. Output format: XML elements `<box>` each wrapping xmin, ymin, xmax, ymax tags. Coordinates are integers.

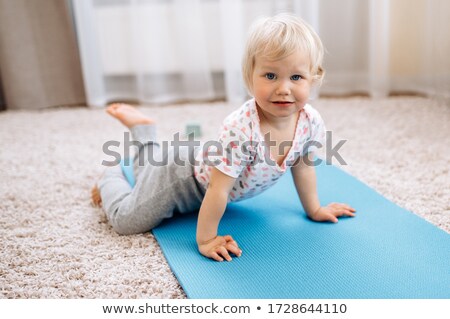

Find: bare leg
<box><xmin>91</xmin><ymin>104</ymin><xmax>204</xmax><ymax>234</ymax></box>
<box><xmin>91</xmin><ymin>103</ymin><xmax>156</xmax><ymax>207</ymax></box>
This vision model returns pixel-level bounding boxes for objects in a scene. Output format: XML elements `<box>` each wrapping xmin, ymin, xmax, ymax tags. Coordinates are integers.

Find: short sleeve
<box><xmin>302</xmin><ymin>109</ymin><xmax>326</xmax><ymax>155</ymax></box>
<box><xmin>204</xmin><ymin>124</ymin><xmax>253</xmax><ymax>178</ymax></box>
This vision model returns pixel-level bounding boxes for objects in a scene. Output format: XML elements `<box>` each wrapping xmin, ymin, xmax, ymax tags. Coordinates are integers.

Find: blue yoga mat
<box><xmin>121</xmin><ymin>160</ymin><xmax>450</xmax><ymax>299</ymax></box>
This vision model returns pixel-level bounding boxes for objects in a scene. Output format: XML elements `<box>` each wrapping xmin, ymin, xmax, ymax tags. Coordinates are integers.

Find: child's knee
<box><xmin>109</xmin><ymin>217</ymin><xmax>144</xmax><ymax>235</ymax></box>
<box><xmin>109</xmin><ymin>213</ymin><xmax>158</xmax><ymax>235</ymax></box>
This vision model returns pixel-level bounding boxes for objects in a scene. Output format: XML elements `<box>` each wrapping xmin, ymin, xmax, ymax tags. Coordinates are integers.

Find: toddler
<box><xmin>92</xmin><ymin>13</ymin><xmax>356</xmax><ymax>262</ymax></box>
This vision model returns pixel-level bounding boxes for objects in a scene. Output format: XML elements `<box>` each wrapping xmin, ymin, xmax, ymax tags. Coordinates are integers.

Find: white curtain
<box><xmin>72</xmin><ymin>0</ymin><xmax>450</xmax><ymax>107</ymax></box>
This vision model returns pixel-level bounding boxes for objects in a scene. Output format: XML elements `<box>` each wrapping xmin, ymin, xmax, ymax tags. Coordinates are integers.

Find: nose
<box><xmin>276</xmin><ymin>80</ymin><xmax>291</xmax><ymax>95</ymax></box>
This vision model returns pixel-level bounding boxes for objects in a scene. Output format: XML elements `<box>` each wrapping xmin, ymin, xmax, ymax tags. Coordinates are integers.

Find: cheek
<box><xmin>252</xmin><ymin>82</ymin><xmax>270</xmax><ymax>98</ymax></box>
<box><xmin>294</xmin><ymin>84</ymin><xmax>311</xmax><ymax>99</ymax></box>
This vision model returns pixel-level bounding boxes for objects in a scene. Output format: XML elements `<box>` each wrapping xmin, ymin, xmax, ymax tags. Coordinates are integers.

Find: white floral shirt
<box><xmin>194</xmin><ymin>99</ymin><xmax>326</xmax><ymax>202</ymax></box>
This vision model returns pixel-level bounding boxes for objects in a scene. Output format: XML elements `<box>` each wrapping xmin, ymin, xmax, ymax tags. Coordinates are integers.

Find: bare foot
<box><xmin>91</xmin><ymin>184</ymin><xmax>102</xmax><ymax>207</ymax></box>
<box><xmin>106</xmin><ymin>103</ymin><xmax>155</xmax><ymax>129</ymax></box>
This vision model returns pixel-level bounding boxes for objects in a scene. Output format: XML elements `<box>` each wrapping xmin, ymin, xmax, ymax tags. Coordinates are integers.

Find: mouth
<box><xmin>271</xmin><ymin>101</ymin><xmax>294</xmax><ymax>106</ymax></box>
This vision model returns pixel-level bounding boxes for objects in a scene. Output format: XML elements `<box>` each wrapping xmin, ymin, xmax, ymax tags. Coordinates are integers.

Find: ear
<box><xmin>312</xmin><ymin>66</ymin><xmax>325</xmax><ymax>85</ymax></box>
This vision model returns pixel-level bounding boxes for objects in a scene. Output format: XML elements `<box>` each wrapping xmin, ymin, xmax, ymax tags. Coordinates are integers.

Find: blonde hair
<box><xmin>242</xmin><ymin>13</ymin><xmax>325</xmax><ymax>94</ymax></box>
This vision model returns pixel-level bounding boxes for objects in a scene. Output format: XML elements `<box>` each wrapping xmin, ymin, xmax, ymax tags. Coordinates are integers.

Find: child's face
<box><xmin>252</xmin><ymin>51</ymin><xmax>312</xmax><ymax>120</ymax></box>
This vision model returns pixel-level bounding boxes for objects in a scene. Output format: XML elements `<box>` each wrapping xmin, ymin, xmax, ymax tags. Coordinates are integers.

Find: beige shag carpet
<box><xmin>1</xmin><ymin>97</ymin><xmax>449</xmax><ymax>298</ymax></box>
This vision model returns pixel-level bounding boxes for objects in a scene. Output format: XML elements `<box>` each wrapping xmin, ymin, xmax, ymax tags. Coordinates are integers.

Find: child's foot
<box><xmin>91</xmin><ymin>184</ymin><xmax>102</xmax><ymax>207</ymax></box>
<box><xmin>106</xmin><ymin>103</ymin><xmax>155</xmax><ymax>129</ymax></box>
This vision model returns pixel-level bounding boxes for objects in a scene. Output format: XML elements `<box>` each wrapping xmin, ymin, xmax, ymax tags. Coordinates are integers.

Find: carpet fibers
<box><xmin>0</xmin><ymin>97</ymin><xmax>448</xmax><ymax>298</ymax></box>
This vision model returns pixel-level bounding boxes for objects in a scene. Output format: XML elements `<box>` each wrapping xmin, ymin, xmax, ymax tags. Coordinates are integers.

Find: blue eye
<box><xmin>265</xmin><ymin>73</ymin><xmax>276</xmax><ymax>80</ymax></box>
<box><xmin>291</xmin><ymin>74</ymin><xmax>302</xmax><ymax>81</ymax></box>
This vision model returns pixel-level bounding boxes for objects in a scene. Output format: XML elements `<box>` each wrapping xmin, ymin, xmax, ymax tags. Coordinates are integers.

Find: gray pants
<box><xmin>98</xmin><ymin>125</ymin><xmax>205</xmax><ymax>235</ymax></box>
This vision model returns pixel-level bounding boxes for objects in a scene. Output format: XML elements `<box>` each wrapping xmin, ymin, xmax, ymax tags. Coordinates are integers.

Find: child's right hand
<box><xmin>198</xmin><ymin>235</ymin><xmax>242</xmax><ymax>262</ymax></box>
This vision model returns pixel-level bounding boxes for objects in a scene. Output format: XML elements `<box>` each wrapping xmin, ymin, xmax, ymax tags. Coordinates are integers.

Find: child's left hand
<box><xmin>309</xmin><ymin>203</ymin><xmax>356</xmax><ymax>223</ymax></box>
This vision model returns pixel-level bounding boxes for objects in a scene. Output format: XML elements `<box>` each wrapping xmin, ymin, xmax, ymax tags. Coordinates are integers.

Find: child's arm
<box><xmin>196</xmin><ymin>167</ymin><xmax>242</xmax><ymax>262</ymax></box>
<box><xmin>291</xmin><ymin>155</ymin><xmax>356</xmax><ymax>222</ymax></box>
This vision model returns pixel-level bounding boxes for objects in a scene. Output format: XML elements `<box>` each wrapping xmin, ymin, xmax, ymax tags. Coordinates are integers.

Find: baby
<box><xmin>92</xmin><ymin>13</ymin><xmax>355</xmax><ymax>262</ymax></box>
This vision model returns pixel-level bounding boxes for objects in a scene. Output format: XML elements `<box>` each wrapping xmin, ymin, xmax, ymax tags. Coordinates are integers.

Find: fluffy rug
<box><xmin>1</xmin><ymin>97</ymin><xmax>448</xmax><ymax>298</ymax></box>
